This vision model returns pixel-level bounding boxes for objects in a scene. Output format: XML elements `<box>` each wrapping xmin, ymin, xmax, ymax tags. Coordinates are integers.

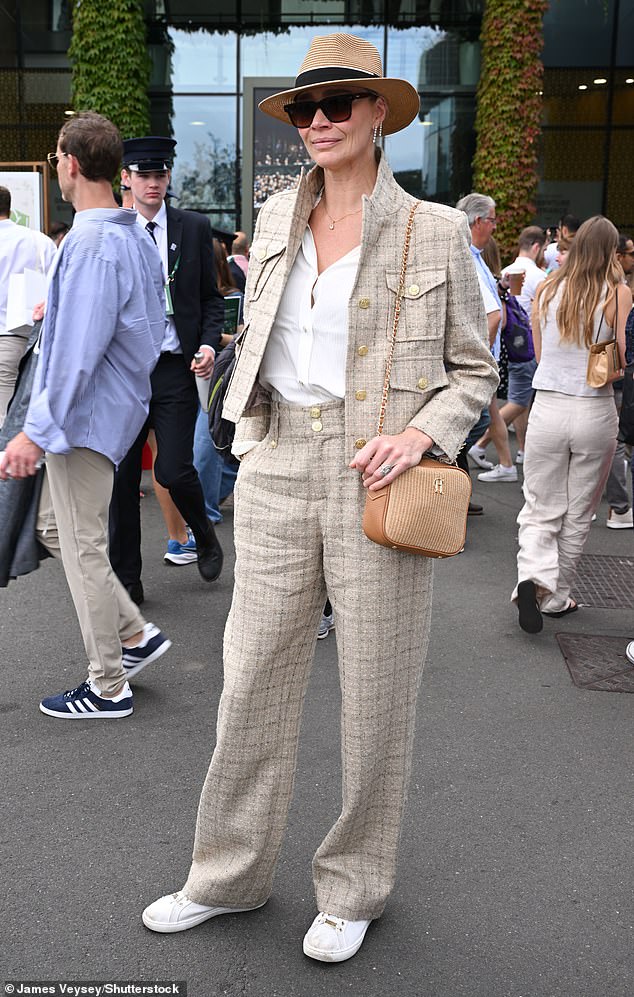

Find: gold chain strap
<box><xmin>376</xmin><ymin>200</ymin><xmax>420</xmax><ymax>436</ymax></box>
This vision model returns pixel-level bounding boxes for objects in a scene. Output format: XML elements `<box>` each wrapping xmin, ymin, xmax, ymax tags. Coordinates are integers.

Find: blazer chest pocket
<box><xmin>385</xmin><ymin>267</ymin><xmax>447</xmax><ymax>342</ymax></box>
<box><xmin>248</xmin><ymin>240</ymin><xmax>287</xmax><ymax>302</ymax></box>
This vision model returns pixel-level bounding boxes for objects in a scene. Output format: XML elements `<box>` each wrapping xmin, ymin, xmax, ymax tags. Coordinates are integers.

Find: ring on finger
<box><xmin>380</xmin><ymin>463</ymin><xmax>394</xmax><ymax>477</ymax></box>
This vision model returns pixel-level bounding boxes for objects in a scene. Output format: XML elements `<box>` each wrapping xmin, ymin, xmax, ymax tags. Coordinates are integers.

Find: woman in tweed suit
<box><xmin>143</xmin><ymin>33</ymin><xmax>498</xmax><ymax>962</ymax></box>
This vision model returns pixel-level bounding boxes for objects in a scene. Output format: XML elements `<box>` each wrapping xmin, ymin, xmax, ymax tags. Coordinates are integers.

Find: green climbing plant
<box><xmin>473</xmin><ymin>0</ymin><xmax>549</xmax><ymax>261</ymax></box>
<box><xmin>68</xmin><ymin>0</ymin><xmax>151</xmax><ymax>139</ymax></box>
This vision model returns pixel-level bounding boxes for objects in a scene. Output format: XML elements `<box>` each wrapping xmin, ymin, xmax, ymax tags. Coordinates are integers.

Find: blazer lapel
<box><xmin>166</xmin><ymin>207</ymin><xmax>183</xmax><ymax>276</ymax></box>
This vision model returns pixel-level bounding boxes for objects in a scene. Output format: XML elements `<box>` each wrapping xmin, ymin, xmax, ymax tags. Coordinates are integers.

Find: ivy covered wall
<box><xmin>69</xmin><ymin>0</ymin><xmax>151</xmax><ymax>139</ymax></box>
<box><xmin>473</xmin><ymin>0</ymin><xmax>549</xmax><ymax>260</ymax></box>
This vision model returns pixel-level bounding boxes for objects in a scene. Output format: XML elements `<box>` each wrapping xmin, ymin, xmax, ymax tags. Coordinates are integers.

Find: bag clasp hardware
<box><xmin>434</xmin><ymin>476</ymin><xmax>444</xmax><ymax>494</ymax></box>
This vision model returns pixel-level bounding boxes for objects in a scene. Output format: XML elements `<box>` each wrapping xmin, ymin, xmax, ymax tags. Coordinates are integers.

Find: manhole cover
<box><xmin>573</xmin><ymin>554</ymin><xmax>634</xmax><ymax>609</ymax></box>
<box><xmin>556</xmin><ymin>634</ymin><xmax>634</xmax><ymax>692</ymax></box>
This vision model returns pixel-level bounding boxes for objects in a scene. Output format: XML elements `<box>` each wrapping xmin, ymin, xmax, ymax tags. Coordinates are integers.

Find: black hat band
<box><xmin>294</xmin><ymin>66</ymin><xmax>380</xmax><ymax>88</ymax></box>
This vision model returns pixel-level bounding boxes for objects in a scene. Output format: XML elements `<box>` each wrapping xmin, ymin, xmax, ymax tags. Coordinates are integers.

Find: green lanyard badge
<box><xmin>165</xmin><ymin>254</ymin><xmax>180</xmax><ymax>317</ymax></box>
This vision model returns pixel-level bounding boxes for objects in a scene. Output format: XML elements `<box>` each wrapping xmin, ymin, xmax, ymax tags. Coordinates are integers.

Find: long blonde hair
<box><xmin>537</xmin><ymin>215</ymin><xmax>622</xmax><ymax>347</ymax></box>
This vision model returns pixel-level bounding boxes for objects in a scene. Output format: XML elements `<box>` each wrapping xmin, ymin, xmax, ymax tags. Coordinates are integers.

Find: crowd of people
<box><xmin>0</xmin><ymin>30</ymin><xmax>632</xmax><ymax>971</ymax></box>
<box><xmin>253</xmin><ymin>137</ymin><xmax>312</xmax><ymax>206</ymax></box>
<box><xmin>253</xmin><ymin>169</ymin><xmax>303</xmax><ymax>206</ymax></box>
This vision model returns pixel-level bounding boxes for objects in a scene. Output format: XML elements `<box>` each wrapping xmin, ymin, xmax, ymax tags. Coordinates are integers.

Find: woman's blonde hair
<box><xmin>537</xmin><ymin>215</ymin><xmax>621</xmax><ymax>347</ymax></box>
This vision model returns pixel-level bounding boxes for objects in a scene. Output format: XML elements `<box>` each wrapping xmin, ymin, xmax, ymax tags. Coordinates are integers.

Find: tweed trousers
<box><xmin>184</xmin><ymin>401</ymin><xmax>433</xmax><ymax>920</ymax></box>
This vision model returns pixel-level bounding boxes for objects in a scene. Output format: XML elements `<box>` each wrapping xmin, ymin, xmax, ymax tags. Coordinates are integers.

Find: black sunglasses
<box><xmin>283</xmin><ymin>92</ymin><xmax>374</xmax><ymax>128</ymax></box>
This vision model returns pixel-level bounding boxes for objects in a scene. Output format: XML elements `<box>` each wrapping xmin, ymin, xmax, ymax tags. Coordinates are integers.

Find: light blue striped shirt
<box><xmin>24</xmin><ymin>208</ymin><xmax>166</xmax><ymax>466</ymax></box>
<box><xmin>470</xmin><ymin>244</ymin><xmax>501</xmax><ymax>360</ymax></box>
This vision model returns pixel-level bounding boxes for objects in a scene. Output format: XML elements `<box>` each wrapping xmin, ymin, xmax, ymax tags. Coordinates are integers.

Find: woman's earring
<box><xmin>373</xmin><ymin>122</ymin><xmax>383</xmax><ymax>145</ymax></box>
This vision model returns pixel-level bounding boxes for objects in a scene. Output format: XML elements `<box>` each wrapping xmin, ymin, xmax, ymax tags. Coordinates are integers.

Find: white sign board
<box><xmin>0</xmin><ymin>171</ymin><xmax>43</xmax><ymax>230</ymax></box>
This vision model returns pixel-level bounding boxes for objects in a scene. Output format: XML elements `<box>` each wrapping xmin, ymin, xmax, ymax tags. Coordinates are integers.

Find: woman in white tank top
<box><xmin>512</xmin><ymin>216</ymin><xmax>629</xmax><ymax>633</ymax></box>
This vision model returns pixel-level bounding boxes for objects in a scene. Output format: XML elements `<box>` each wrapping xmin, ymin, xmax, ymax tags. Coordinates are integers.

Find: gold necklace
<box><xmin>322</xmin><ymin>202</ymin><xmax>362</xmax><ymax>231</ymax></box>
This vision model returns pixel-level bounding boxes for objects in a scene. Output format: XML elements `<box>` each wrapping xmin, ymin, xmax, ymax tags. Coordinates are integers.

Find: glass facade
<box><xmin>0</xmin><ymin>0</ymin><xmax>632</xmax><ymax>235</ymax></box>
<box><xmin>538</xmin><ymin>0</ymin><xmax>634</xmax><ymax>228</ymax></box>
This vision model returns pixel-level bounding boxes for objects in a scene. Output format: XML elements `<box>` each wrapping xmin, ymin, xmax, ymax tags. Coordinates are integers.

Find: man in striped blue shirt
<box><xmin>0</xmin><ymin>112</ymin><xmax>172</xmax><ymax>719</ymax></box>
<box><xmin>457</xmin><ymin>192</ymin><xmax>516</xmax><ymax>483</ymax></box>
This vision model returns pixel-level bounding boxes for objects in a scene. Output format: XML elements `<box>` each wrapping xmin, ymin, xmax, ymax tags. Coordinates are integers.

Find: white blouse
<box><xmin>258</xmin><ymin>226</ymin><xmax>360</xmax><ymax>404</ymax></box>
<box><xmin>533</xmin><ymin>285</ymin><xmax>614</xmax><ymax>397</ymax></box>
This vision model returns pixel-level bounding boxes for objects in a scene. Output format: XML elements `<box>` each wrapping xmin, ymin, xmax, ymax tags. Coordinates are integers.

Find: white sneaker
<box><xmin>142</xmin><ymin>890</ymin><xmax>266</xmax><ymax>933</ymax></box>
<box><xmin>468</xmin><ymin>446</ymin><xmax>493</xmax><ymax>470</ymax></box>
<box><xmin>477</xmin><ymin>464</ymin><xmax>518</xmax><ymax>482</ymax></box>
<box><xmin>606</xmin><ymin>508</ymin><xmax>633</xmax><ymax>529</ymax></box>
<box><xmin>515</xmin><ymin>450</ymin><xmax>524</xmax><ymax>465</ymax></box>
<box><xmin>626</xmin><ymin>642</ymin><xmax>634</xmax><ymax>665</ymax></box>
<box><xmin>303</xmin><ymin>911</ymin><xmax>371</xmax><ymax>963</ymax></box>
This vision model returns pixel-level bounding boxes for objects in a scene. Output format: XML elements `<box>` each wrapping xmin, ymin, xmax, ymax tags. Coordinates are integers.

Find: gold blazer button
<box><xmin>311</xmin><ymin>420</ymin><xmax>323</xmax><ymax>433</ymax></box>
<box><xmin>408</xmin><ymin>283</ymin><xmax>420</xmax><ymax>296</ymax></box>
<box><xmin>417</xmin><ymin>377</ymin><xmax>429</xmax><ymax>389</ymax></box>
<box><xmin>270</xmin><ymin>440</ymin><xmax>278</xmax><ymax>448</ymax></box>
<box><xmin>354</xmin><ymin>438</ymin><xmax>367</xmax><ymax>449</ymax></box>
<box><xmin>255</xmin><ymin>247</ymin><xmax>266</xmax><ymax>261</ymax></box>
<box><xmin>358</xmin><ymin>345</ymin><xmax>369</xmax><ymax>356</ymax></box>
<box><xmin>358</xmin><ymin>297</ymin><xmax>370</xmax><ymax>309</ymax></box>
<box><xmin>355</xmin><ymin>390</ymin><xmax>367</xmax><ymax>401</ymax></box>
<box><xmin>310</xmin><ymin>406</ymin><xmax>321</xmax><ymax>419</ymax></box>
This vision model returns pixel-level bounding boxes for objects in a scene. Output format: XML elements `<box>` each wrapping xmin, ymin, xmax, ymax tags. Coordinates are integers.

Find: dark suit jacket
<box><xmin>166</xmin><ymin>206</ymin><xmax>225</xmax><ymax>362</ymax></box>
<box><xmin>228</xmin><ymin>259</ymin><xmax>246</xmax><ymax>294</ymax></box>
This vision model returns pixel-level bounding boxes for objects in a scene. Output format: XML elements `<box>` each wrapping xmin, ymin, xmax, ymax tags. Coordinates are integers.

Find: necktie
<box><xmin>146</xmin><ymin>221</ymin><xmax>157</xmax><ymax>244</ymax></box>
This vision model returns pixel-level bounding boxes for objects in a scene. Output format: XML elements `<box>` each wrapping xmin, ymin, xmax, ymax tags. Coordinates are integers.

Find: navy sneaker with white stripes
<box><xmin>39</xmin><ymin>679</ymin><xmax>133</xmax><ymax>719</ymax></box>
<box><xmin>121</xmin><ymin>622</ymin><xmax>171</xmax><ymax>679</ymax></box>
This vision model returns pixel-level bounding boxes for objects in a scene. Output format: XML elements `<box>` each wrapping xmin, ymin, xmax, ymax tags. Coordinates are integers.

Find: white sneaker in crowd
<box><xmin>468</xmin><ymin>445</ymin><xmax>493</xmax><ymax>470</ymax></box>
<box><xmin>606</xmin><ymin>507</ymin><xmax>633</xmax><ymax>529</ymax></box>
<box><xmin>477</xmin><ymin>464</ymin><xmax>518</xmax><ymax>483</ymax></box>
<box><xmin>515</xmin><ymin>450</ymin><xmax>524</xmax><ymax>465</ymax></box>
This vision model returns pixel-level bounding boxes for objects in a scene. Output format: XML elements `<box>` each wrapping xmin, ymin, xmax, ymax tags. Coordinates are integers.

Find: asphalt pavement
<box><xmin>1</xmin><ymin>457</ymin><xmax>632</xmax><ymax>997</ymax></box>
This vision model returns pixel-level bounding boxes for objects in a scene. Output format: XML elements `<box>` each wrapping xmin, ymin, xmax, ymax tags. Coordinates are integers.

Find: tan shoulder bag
<box><xmin>361</xmin><ymin>202</ymin><xmax>472</xmax><ymax>558</ymax></box>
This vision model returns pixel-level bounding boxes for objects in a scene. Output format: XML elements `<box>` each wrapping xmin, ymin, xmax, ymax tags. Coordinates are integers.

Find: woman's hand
<box><xmin>350</xmin><ymin>427</ymin><xmax>434</xmax><ymax>491</ymax></box>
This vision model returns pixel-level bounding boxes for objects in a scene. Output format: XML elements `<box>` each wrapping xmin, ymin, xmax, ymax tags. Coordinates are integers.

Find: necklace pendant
<box><xmin>328</xmin><ymin>220</ymin><xmax>335</xmax><ymax>231</ymax></box>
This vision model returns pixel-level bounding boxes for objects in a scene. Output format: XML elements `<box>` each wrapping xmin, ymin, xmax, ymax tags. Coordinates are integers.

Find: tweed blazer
<box><xmin>224</xmin><ymin>152</ymin><xmax>498</xmax><ymax>461</ymax></box>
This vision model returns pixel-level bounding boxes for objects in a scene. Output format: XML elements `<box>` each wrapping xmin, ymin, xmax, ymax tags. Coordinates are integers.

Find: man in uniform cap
<box><xmin>108</xmin><ymin>136</ymin><xmax>225</xmax><ymax>603</ymax></box>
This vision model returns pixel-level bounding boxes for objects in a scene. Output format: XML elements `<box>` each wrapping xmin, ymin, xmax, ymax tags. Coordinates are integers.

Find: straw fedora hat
<box><xmin>258</xmin><ymin>33</ymin><xmax>420</xmax><ymax>136</ymax></box>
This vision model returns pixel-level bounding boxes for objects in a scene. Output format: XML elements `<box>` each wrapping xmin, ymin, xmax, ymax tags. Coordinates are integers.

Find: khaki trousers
<box><xmin>184</xmin><ymin>401</ymin><xmax>433</xmax><ymax>921</ymax></box>
<box><xmin>513</xmin><ymin>391</ymin><xmax>617</xmax><ymax>613</ymax></box>
<box><xmin>0</xmin><ymin>334</ymin><xmax>28</xmax><ymax>428</ymax></box>
<box><xmin>37</xmin><ymin>449</ymin><xmax>146</xmax><ymax>694</ymax></box>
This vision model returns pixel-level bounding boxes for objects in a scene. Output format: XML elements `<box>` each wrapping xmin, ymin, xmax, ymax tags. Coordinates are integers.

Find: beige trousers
<box><xmin>37</xmin><ymin>449</ymin><xmax>146</xmax><ymax>694</ymax></box>
<box><xmin>0</xmin><ymin>334</ymin><xmax>28</xmax><ymax>428</ymax></box>
<box><xmin>184</xmin><ymin>401</ymin><xmax>433</xmax><ymax>921</ymax></box>
<box><xmin>513</xmin><ymin>390</ymin><xmax>617</xmax><ymax>613</ymax></box>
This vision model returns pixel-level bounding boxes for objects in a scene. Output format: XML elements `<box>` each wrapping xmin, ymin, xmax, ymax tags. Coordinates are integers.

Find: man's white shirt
<box><xmin>0</xmin><ymin>219</ymin><xmax>56</xmax><ymax>335</ymax></box>
<box><xmin>501</xmin><ymin>255</ymin><xmax>547</xmax><ymax>317</ymax></box>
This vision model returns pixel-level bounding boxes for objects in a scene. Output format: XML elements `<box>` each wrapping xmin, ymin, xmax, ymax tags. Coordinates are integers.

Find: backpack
<box><xmin>502</xmin><ymin>294</ymin><xmax>535</xmax><ymax>363</ymax></box>
<box><xmin>207</xmin><ymin>339</ymin><xmax>239</xmax><ymax>467</ymax></box>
